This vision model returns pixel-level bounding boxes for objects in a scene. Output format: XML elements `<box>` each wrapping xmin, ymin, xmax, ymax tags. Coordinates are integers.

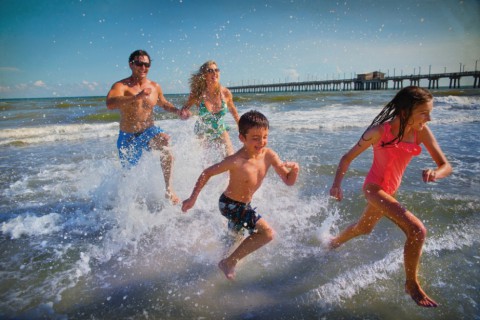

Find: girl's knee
<box><xmin>408</xmin><ymin>220</ymin><xmax>427</xmax><ymax>241</ymax></box>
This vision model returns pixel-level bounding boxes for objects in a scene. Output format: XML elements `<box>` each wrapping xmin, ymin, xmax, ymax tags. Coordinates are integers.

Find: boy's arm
<box><xmin>181</xmin><ymin>158</ymin><xmax>233</xmax><ymax>212</ymax></box>
<box><xmin>270</xmin><ymin>150</ymin><xmax>300</xmax><ymax>186</ymax></box>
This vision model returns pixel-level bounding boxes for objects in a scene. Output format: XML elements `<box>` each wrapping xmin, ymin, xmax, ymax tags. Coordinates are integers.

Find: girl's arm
<box><xmin>418</xmin><ymin>125</ymin><xmax>452</xmax><ymax>182</ymax></box>
<box><xmin>330</xmin><ymin>126</ymin><xmax>381</xmax><ymax>201</ymax></box>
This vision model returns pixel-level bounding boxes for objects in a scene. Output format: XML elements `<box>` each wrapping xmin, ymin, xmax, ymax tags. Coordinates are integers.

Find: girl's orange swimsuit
<box><xmin>364</xmin><ymin>122</ymin><xmax>422</xmax><ymax>195</ymax></box>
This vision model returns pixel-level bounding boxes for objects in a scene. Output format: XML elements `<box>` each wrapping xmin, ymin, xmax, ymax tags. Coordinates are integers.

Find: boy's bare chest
<box><xmin>238</xmin><ymin>159</ymin><xmax>268</xmax><ymax>182</ymax></box>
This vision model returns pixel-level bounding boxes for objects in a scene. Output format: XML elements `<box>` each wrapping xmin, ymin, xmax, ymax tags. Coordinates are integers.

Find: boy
<box><xmin>182</xmin><ymin>110</ymin><xmax>300</xmax><ymax>280</ymax></box>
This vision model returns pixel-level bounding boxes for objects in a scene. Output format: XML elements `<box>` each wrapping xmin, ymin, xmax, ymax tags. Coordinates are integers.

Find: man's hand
<box><xmin>135</xmin><ymin>88</ymin><xmax>152</xmax><ymax>101</ymax></box>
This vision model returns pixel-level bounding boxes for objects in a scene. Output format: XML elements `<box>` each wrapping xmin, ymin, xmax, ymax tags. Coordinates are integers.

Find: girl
<box><xmin>182</xmin><ymin>61</ymin><xmax>240</xmax><ymax>157</ymax></box>
<box><xmin>329</xmin><ymin>86</ymin><xmax>452</xmax><ymax>308</ymax></box>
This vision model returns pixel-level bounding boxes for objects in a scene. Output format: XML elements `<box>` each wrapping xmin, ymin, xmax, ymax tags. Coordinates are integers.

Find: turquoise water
<box><xmin>0</xmin><ymin>89</ymin><xmax>479</xmax><ymax>319</ymax></box>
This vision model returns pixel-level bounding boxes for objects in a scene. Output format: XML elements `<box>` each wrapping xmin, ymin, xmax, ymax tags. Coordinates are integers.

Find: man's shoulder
<box><xmin>113</xmin><ymin>77</ymin><xmax>134</xmax><ymax>88</ymax></box>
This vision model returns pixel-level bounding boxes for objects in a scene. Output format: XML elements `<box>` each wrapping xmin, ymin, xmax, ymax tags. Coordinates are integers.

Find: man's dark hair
<box><xmin>239</xmin><ymin>110</ymin><xmax>269</xmax><ymax>136</ymax></box>
<box><xmin>129</xmin><ymin>50</ymin><xmax>151</xmax><ymax>63</ymax></box>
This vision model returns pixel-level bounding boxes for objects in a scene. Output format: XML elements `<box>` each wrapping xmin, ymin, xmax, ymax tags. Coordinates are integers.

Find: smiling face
<box><xmin>129</xmin><ymin>55</ymin><xmax>151</xmax><ymax>80</ymax></box>
<box><xmin>203</xmin><ymin>63</ymin><xmax>220</xmax><ymax>87</ymax></box>
<box><xmin>408</xmin><ymin>99</ymin><xmax>433</xmax><ymax>131</ymax></box>
<box><xmin>240</xmin><ymin>126</ymin><xmax>269</xmax><ymax>155</ymax></box>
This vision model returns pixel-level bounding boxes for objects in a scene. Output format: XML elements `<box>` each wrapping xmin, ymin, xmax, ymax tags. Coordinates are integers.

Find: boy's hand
<box><xmin>284</xmin><ymin>161</ymin><xmax>300</xmax><ymax>172</ymax></box>
<box><xmin>330</xmin><ymin>186</ymin><xmax>343</xmax><ymax>201</ymax></box>
<box><xmin>181</xmin><ymin>198</ymin><xmax>195</xmax><ymax>212</ymax></box>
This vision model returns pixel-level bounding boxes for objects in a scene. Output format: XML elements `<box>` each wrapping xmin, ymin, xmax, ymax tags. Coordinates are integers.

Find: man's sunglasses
<box><xmin>131</xmin><ymin>60</ymin><xmax>151</xmax><ymax>68</ymax></box>
<box><xmin>206</xmin><ymin>68</ymin><xmax>220</xmax><ymax>74</ymax></box>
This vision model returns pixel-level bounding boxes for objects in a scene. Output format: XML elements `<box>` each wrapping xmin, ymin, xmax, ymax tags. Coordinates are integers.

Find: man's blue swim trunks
<box><xmin>117</xmin><ymin>126</ymin><xmax>164</xmax><ymax>167</ymax></box>
<box><xmin>218</xmin><ymin>194</ymin><xmax>262</xmax><ymax>234</ymax></box>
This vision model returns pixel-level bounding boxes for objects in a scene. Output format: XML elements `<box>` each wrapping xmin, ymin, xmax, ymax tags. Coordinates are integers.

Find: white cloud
<box><xmin>82</xmin><ymin>80</ymin><xmax>99</xmax><ymax>91</ymax></box>
<box><xmin>34</xmin><ymin>80</ymin><xmax>46</xmax><ymax>87</ymax></box>
<box><xmin>283</xmin><ymin>68</ymin><xmax>300</xmax><ymax>81</ymax></box>
<box><xmin>0</xmin><ymin>86</ymin><xmax>11</xmax><ymax>93</ymax></box>
<box><xmin>0</xmin><ymin>67</ymin><xmax>20</xmax><ymax>72</ymax></box>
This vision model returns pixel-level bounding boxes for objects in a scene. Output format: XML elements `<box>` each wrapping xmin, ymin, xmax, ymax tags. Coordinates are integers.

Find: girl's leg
<box><xmin>219</xmin><ymin>219</ymin><xmax>274</xmax><ymax>280</ymax></box>
<box><xmin>363</xmin><ymin>184</ymin><xmax>437</xmax><ymax>307</ymax></box>
<box><xmin>330</xmin><ymin>203</ymin><xmax>383</xmax><ymax>249</ymax></box>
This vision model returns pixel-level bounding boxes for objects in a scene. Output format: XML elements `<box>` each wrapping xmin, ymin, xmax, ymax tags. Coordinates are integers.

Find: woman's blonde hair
<box><xmin>189</xmin><ymin>60</ymin><xmax>220</xmax><ymax>101</ymax></box>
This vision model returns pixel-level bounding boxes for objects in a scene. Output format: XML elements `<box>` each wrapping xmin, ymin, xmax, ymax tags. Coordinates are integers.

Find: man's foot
<box><xmin>405</xmin><ymin>280</ymin><xmax>438</xmax><ymax>308</ymax></box>
<box><xmin>218</xmin><ymin>259</ymin><xmax>236</xmax><ymax>280</ymax></box>
<box><xmin>165</xmin><ymin>191</ymin><xmax>180</xmax><ymax>205</ymax></box>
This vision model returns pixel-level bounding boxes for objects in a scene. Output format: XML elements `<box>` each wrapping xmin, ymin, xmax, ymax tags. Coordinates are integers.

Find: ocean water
<box><xmin>0</xmin><ymin>89</ymin><xmax>479</xmax><ymax>319</ymax></box>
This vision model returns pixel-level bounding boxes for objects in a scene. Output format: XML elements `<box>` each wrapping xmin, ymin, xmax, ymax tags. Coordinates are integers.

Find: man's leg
<box><xmin>150</xmin><ymin>133</ymin><xmax>180</xmax><ymax>204</ymax></box>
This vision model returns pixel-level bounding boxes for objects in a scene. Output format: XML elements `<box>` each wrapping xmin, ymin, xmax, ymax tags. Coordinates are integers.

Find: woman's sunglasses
<box><xmin>206</xmin><ymin>68</ymin><xmax>220</xmax><ymax>74</ymax></box>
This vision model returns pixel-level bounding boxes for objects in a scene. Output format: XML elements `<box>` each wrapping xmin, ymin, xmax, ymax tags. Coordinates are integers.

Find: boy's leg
<box><xmin>329</xmin><ymin>203</ymin><xmax>383</xmax><ymax>249</ymax></box>
<box><xmin>219</xmin><ymin>219</ymin><xmax>274</xmax><ymax>280</ymax></box>
<box><xmin>150</xmin><ymin>133</ymin><xmax>180</xmax><ymax>204</ymax></box>
<box><xmin>364</xmin><ymin>184</ymin><xmax>437</xmax><ymax>308</ymax></box>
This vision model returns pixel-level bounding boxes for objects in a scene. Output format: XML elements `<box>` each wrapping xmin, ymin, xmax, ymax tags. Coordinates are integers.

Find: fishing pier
<box><xmin>229</xmin><ymin>70</ymin><xmax>480</xmax><ymax>94</ymax></box>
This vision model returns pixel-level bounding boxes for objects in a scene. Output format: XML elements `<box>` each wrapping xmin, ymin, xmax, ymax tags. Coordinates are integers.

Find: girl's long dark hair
<box><xmin>361</xmin><ymin>86</ymin><xmax>433</xmax><ymax>146</ymax></box>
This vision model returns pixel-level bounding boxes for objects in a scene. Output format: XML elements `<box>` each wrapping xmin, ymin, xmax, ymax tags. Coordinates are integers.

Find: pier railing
<box><xmin>229</xmin><ymin>71</ymin><xmax>480</xmax><ymax>94</ymax></box>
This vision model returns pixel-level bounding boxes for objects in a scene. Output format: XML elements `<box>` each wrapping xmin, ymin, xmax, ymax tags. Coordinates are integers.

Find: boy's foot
<box><xmin>165</xmin><ymin>191</ymin><xmax>180</xmax><ymax>205</ymax></box>
<box><xmin>405</xmin><ymin>280</ymin><xmax>438</xmax><ymax>308</ymax></box>
<box><xmin>327</xmin><ymin>237</ymin><xmax>341</xmax><ymax>250</ymax></box>
<box><xmin>218</xmin><ymin>259</ymin><xmax>236</xmax><ymax>280</ymax></box>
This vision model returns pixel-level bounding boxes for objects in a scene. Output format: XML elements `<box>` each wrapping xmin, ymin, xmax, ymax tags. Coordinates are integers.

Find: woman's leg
<box><xmin>220</xmin><ymin>131</ymin><xmax>234</xmax><ymax>156</ymax></box>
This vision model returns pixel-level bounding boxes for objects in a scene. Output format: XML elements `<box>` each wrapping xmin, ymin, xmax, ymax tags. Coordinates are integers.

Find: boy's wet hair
<box><xmin>239</xmin><ymin>110</ymin><xmax>269</xmax><ymax>136</ymax></box>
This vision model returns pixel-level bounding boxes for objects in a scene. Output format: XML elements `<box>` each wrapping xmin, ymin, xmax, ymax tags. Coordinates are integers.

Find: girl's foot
<box><xmin>405</xmin><ymin>280</ymin><xmax>438</xmax><ymax>308</ymax></box>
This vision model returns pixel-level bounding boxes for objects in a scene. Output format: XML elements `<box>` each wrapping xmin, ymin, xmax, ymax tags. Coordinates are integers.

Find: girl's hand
<box><xmin>422</xmin><ymin>169</ymin><xmax>437</xmax><ymax>183</ymax></box>
<box><xmin>181</xmin><ymin>198</ymin><xmax>195</xmax><ymax>212</ymax></box>
<box><xmin>330</xmin><ymin>186</ymin><xmax>343</xmax><ymax>201</ymax></box>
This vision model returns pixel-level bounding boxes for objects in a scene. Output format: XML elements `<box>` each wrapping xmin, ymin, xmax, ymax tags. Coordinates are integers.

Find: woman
<box><xmin>182</xmin><ymin>61</ymin><xmax>240</xmax><ymax>156</ymax></box>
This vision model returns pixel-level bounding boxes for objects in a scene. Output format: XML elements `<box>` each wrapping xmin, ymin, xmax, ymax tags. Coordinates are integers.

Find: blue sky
<box><xmin>0</xmin><ymin>0</ymin><xmax>479</xmax><ymax>98</ymax></box>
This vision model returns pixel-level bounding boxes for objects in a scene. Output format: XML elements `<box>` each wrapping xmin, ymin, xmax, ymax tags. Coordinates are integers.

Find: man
<box><xmin>106</xmin><ymin>49</ymin><xmax>187</xmax><ymax>204</ymax></box>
